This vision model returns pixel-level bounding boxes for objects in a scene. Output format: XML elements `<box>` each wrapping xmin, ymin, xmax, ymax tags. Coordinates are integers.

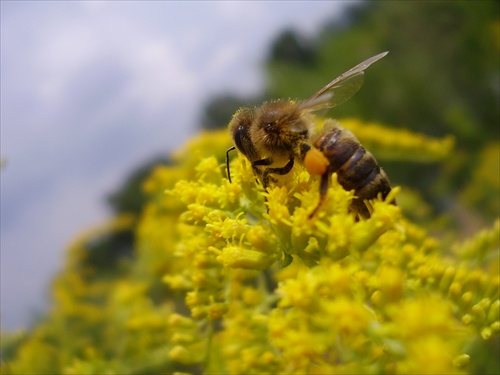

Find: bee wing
<box><xmin>299</xmin><ymin>51</ymin><xmax>388</xmax><ymax>111</ymax></box>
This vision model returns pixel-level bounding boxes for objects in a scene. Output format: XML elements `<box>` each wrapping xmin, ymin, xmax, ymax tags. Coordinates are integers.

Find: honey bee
<box><xmin>226</xmin><ymin>51</ymin><xmax>393</xmax><ymax>218</ymax></box>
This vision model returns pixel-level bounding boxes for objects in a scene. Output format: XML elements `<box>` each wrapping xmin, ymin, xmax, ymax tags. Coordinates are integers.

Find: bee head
<box><xmin>251</xmin><ymin>100</ymin><xmax>308</xmax><ymax>154</ymax></box>
<box><xmin>228</xmin><ymin>107</ymin><xmax>260</xmax><ymax>162</ymax></box>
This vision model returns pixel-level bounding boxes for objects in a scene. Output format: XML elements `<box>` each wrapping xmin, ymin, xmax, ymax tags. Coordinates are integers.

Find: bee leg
<box><xmin>252</xmin><ymin>157</ymin><xmax>294</xmax><ymax>212</ymax></box>
<box><xmin>309</xmin><ymin>172</ymin><xmax>330</xmax><ymax>218</ymax></box>
<box><xmin>349</xmin><ymin>199</ymin><xmax>369</xmax><ymax>220</ymax></box>
<box><xmin>261</xmin><ymin>157</ymin><xmax>294</xmax><ymax>189</ymax></box>
<box><xmin>253</xmin><ymin>158</ymin><xmax>273</xmax><ymax>167</ymax></box>
<box><xmin>258</xmin><ymin>157</ymin><xmax>294</xmax><ymax>214</ymax></box>
<box><xmin>252</xmin><ymin>157</ymin><xmax>274</xmax><ymax>188</ymax></box>
<box><xmin>252</xmin><ymin>167</ymin><xmax>263</xmax><ymax>185</ymax></box>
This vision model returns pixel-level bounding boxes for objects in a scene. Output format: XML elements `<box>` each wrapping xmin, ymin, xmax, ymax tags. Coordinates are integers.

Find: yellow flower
<box><xmin>4</xmin><ymin>125</ymin><xmax>497</xmax><ymax>374</ymax></box>
<box><xmin>214</xmin><ymin>245</ymin><xmax>277</xmax><ymax>270</ymax></box>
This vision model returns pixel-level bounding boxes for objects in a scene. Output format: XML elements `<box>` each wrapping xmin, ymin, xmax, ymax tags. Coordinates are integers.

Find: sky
<box><xmin>0</xmin><ymin>1</ymin><xmax>353</xmax><ymax>330</ymax></box>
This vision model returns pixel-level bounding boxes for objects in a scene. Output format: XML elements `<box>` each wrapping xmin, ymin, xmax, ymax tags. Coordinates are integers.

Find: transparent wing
<box><xmin>299</xmin><ymin>51</ymin><xmax>388</xmax><ymax>111</ymax></box>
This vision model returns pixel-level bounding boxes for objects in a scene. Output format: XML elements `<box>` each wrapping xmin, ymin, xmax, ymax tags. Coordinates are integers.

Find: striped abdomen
<box><xmin>314</xmin><ymin>127</ymin><xmax>392</xmax><ymax>218</ymax></box>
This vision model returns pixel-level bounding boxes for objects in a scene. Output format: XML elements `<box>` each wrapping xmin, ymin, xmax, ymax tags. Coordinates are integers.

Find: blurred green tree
<box><xmin>268</xmin><ymin>29</ymin><xmax>318</xmax><ymax>67</ymax></box>
<box><xmin>107</xmin><ymin>156</ymin><xmax>171</xmax><ymax>216</ymax></box>
<box><xmin>81</xmin><ymin>156</ymin><xmax>171</xmax><ymax>274</ymax></box>
<box><xmin>200</xmin><ymin>94</ymin><xmax>262</xmax><ymax>131</ymax></box>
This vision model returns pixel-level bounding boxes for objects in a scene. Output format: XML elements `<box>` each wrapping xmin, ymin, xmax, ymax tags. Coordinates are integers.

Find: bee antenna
<box><xmin>226</xmin><ymin>146</ymin><xmax>236</xmax><ymax>183</ymax></box>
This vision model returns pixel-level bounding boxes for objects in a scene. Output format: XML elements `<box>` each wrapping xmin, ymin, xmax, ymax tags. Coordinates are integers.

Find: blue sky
<box><xmin>0</xmin><ymin>1</ymin><xmax>352</xmax><ymax>329</ymax></box>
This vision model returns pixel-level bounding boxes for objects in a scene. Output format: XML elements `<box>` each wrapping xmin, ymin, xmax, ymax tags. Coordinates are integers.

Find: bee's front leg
<box><xmin>261</xmin><ymin>157</ymin><xmax>294</xmax><ymax>189</ymax></box>
<box><xmin>252</xmin><ymin>157</ymin><xmax>273</xmax><ymax>188</ymax></box>
<box><xmin>255</xmin><ymin>157</ymin><xmax>294</xmax><ymax>214</ymax></box>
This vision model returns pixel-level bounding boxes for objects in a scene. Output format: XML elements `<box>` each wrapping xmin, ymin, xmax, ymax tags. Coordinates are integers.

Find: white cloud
<box><xmin>119</xmin><ymin>39</ymin><xmax>197</xmax><ymax>117</ymax></box>
<box><xmin>31</xmin><ymin>7</ymin><xmax>196</xmax><ymax>118</ymax></box>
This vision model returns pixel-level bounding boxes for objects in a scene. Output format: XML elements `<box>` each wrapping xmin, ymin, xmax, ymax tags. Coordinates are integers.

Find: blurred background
<box><xmin>1</xmin><ymin>0</ymin><xmax>498</xmax><ymax>333</ymax></box>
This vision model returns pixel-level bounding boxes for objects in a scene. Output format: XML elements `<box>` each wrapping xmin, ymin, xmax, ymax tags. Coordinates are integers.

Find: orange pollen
<box><xmin>304</xmin><ymin>148</ymin><xmax>330</xmax><ymax>175</ymax></box>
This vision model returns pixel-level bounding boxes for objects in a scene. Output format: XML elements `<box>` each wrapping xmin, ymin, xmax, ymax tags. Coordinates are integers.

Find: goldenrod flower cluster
<box><xmin>1</xmin><ymin>119</ymin><xmax>497</xmax><ymax>374</ymax></box>
<box><xmin>149</xmin><ymin>121</ymin><xmax>497</xmax><ymax>373</ymax></box>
